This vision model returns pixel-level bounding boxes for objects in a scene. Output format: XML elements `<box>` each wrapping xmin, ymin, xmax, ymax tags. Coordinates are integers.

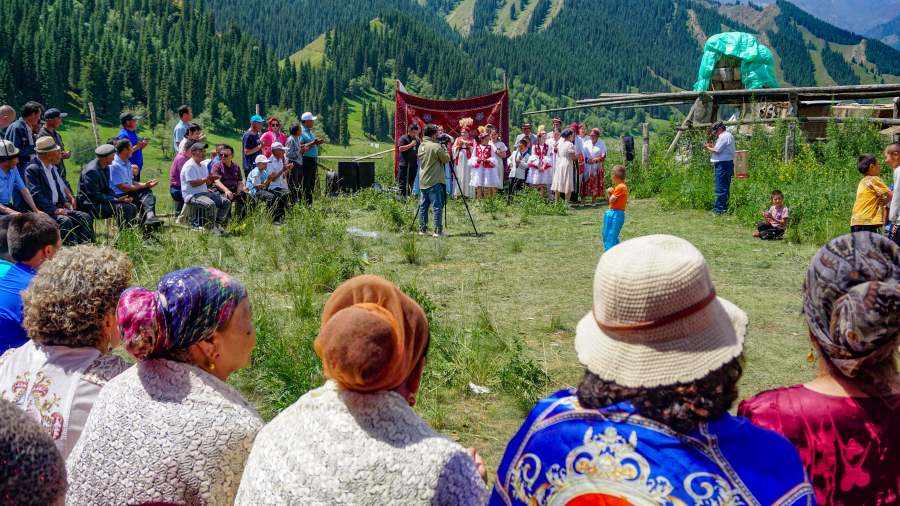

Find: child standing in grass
<box><xmin>602</xmin><ymin>165</ymin><xmax>628</xmax><ymax>250</ymax></box>
<box><xmin>850</xmin><ymin>154</ymin><xmax>892</xmax><ymax>233</ymax></box>
<box><xmin>753</xmin><ymin>189</ymin><xmax>789</xmax><ymax>240</ymax></box>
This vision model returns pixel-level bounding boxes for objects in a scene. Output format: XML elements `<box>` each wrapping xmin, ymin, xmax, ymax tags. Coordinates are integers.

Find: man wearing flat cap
<box><xmin>0</xmin><ymin>140</ymin><xmax>39</xmax><ymax>215</ymax></box>
<box><xmin>25</xmin><ymin>136</ymin><xmax>94</xmax><ymax>245</ymax></box>
<box><xmin>77</xmin><ymin>143</ymin><xmax>138</xmax><ymax>226</ymax></box>
<box><xmin>38</xmin><ymin>108</ymin><xmax>72</xmax><ymax>184</ymax></box>
<box><xmin>704</xmin><ymin>121</ymin><xmax>736</xmax><ymax>215</ymax></box>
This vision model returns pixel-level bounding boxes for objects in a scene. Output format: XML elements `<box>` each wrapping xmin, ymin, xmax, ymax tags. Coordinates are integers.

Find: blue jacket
<box><xmin>4</xmin><ymin>118</ymin><xmax>35</xmax><ymax>178</ymax></box>
<box><xmin>490</xmin><ymin>388</ymin><xmax>815</xmax><ymax>506</ymax></box>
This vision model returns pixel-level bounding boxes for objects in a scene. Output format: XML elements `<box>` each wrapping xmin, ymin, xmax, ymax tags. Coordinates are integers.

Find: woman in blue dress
<box><xmin>491</xmin><ymin>234</ymin><xmax>815</xmax><ymax>506</ymax></box>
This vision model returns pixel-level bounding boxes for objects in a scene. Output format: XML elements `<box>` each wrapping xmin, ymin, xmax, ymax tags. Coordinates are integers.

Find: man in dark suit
<box><xmin>77</xmin><ymin>143</ymin><xmax>138</xmax><ymax>226</ymax></box>
<box><xmin>25</xmin><ymin>136</ymin><xmax>94</xmax><ymax>245</ymax></box>
<box><xmin>4</xmin><ymin>101</ymin><xmax>42</xmax><ymax>179</ymax></box>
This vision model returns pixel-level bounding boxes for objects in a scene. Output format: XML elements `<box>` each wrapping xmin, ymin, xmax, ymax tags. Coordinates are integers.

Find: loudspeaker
<box><xmin>337</xmin><ymin>162</ymin><xmax>375</xmax><ymax>193</ymax></box>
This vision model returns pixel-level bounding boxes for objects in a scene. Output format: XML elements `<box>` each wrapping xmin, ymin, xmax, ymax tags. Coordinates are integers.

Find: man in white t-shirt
<box><xmin>180</xmin><ymin>142</ymin><xmax>230</xmax><ymax>233</ymax></box>
<box><xmin>704</xmin><ymin>121</ymin><xmax>736</xmax><ymax>215</ymax></box>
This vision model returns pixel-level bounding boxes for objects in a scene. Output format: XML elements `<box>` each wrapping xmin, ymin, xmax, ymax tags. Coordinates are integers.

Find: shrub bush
<box><xmin>631</xmin><ymin>119</ymin><xmax>889</xmax><ymax>244</ymax></box>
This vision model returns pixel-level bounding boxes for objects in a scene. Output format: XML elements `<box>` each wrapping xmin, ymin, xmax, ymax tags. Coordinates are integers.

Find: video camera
<box><xmin>437</xmin><ymin>133</ymin><xmax>453</xmax><ymax>146</ymax></box>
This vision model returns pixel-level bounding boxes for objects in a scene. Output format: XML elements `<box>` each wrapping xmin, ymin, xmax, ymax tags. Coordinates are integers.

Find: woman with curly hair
<box><xmin>0</xmin><ymin>245</ymin><xmax>132</xmax><ymax>459</ymax></box>
<box><xmin>65</xmin><ymin>267</ymin><xmax>261</xmax><ymax>506</ymax></box>
<box><xmin>491</xmin><ymin>235</ymin><xmax>815</xmax><ymax>506</ymax></box>
<box><xmin>739</xmin><ymin>233</ymin><xmax>900</xmax><ymax>505</ymax></box>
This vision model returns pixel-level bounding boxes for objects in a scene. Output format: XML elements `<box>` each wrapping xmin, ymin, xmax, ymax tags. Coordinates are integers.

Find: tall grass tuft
<box><xmin>400</xmin><ymin>234</ymin><xmax>421</xmax><ymax>264</ymax></box>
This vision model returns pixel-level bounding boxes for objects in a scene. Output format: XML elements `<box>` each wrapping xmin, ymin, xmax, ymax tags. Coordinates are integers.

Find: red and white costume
<box><xmin>527</xmin><ymin>143</ymin><xmax>554</xmax><ymax>187</ymax></box>
<box><xmin>469</xmin><ymin>143</ymin><xmax>501</xmax><ymax>188</ymax></box>
<box><xmin>452</xmin><ymin>137</ymin><xmax>476</xmax><ymax>198</ymax></box>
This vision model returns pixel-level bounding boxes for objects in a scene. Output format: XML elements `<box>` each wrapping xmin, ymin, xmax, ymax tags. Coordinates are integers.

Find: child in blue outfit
<box><xmin>602</xmin><ymin>165</ymin><xmax>628</xmax><ymax>250</ymax></box>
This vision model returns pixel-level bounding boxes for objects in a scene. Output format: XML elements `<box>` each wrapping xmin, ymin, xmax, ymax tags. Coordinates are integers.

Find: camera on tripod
<box><xmin>437</xmin><ymin>133</ymin><xmax>453</xmax><ymax>147</ymax></box>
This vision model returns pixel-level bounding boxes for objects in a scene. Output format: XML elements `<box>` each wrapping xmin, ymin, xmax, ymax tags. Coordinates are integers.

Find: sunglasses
<box><xmin>271</xmin><ymin>123</ymin><xmax>280</xmax><ymax>127</ymax></box>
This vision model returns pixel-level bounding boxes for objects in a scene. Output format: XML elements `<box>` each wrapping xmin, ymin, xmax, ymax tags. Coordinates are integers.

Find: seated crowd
<box><xmin>0</xmin><ymin>102</ymin><xmax>326</xmax><ymax>246</ymax></box>
<box><xmin>0</xmin><ymin>207</ymin><xmax>897</xmax><ymax>505</ymax></box>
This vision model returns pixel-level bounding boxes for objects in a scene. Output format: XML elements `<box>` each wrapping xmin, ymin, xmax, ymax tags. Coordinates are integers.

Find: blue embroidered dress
<box><xmin>491</xmin><ymin>389</ymin><xmax>815</xmax><ymax>506</ymax></box>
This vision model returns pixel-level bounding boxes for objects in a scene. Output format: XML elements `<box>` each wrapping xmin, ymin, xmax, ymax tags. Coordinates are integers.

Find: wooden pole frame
<box><xmin>87</xmin><ymin>102</ymin><xmax>100</xmax><ymax>147</ymax></box>
<box><xmin>667</xmin><ymin>97</ymin><xmax>703</xmax><ymax>156</ymax></box>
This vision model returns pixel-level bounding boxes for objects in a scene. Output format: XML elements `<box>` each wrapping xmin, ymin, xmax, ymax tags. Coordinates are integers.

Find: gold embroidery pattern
<box><xmin>509</xmin><ymin>425</ymin><xmax>742</xmax><ymax>506</ymax></box>
<box><xmin>8</xmin><ymin>370</ymin><xmax>64</xmax><ymax>440</ymax></box>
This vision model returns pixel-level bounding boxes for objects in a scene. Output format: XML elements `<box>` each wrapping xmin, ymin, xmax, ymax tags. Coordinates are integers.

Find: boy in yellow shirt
<box><xmin>851</xmin><ymin>154</ymin><xmax>892</xmax><ymax>233</ymax></box>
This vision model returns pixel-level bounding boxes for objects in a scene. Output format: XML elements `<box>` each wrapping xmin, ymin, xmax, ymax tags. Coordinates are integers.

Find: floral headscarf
<box><xmin>117</xmin><ymin>267</ymin><xmax>247</xmax><ymax>361</ymax></box>
<box><xmin>803</xmin><ymin>233</ymin><xmax>900</xmax><ymax>377</ymax></box>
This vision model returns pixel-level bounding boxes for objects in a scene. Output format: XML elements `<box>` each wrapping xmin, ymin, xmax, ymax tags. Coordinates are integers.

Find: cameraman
<box><xmin>417</xmin><ymin>124</ymin><xmax>450</xmax><ymax>237</ymax></box>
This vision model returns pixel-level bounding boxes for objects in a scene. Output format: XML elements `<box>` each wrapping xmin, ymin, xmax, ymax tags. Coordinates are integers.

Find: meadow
<box><xmin>56</xmin><ymin>114</ymin><xmax>892</xmax><ymax>478</ymax></box>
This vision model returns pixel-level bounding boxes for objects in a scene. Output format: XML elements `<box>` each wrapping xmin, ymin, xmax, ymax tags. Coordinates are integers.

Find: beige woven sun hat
<box><xmin>575</xmin><ymin>234</ymin><xmax>747</xmax><ymax>388</ymax></box>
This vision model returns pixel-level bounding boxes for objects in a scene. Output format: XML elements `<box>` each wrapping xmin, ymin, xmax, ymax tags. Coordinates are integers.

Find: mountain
<box><xmin>4</xmin><ymin>0</ymin><xmax>900</xmax><ymax>140</ymax></box>
<box><xmin>717</xmin><ymin>0</ymin><xmax>900</xmax><ymax>36</ymax></box>
<box><xmin>867</xmin><ymin>14</ymin><xmax>900</xmax><ymax>49</ymax></box>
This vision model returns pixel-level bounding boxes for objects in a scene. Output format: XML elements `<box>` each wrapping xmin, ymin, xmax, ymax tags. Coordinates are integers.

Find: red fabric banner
<box><xmin>394</xmin><ymin>88</ymin><xmax>509</xmax><ymax>175</ymax></box>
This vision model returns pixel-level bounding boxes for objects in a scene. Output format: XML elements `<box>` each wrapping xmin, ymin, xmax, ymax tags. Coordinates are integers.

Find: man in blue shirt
<box><xmin>242</xmin><ymin>115</ymin><xmax>265</xmax><ymax>178</ymax></box>
<box><xmin>173</xmin><ymin>104</ymin><xmax>192</xmax><ymax>153</ymax></box>
<box><xmin>704</xmin><ymin>121</ymin><xmax>737</xmax><ymax>215</ymax></box>
<box><xmin>110</xmin><ymin>139</ymin><xmax>163</xmax><ymax>230</ymax></box>
<box><xmin>298</xmin><ymin>112</ymin><xmax>325</xmax><ymax>205</ymax></box>
<box><xmin>0</xmin><ymin>212</ymin><xmax>61</xmax><ymax>353</ymax></box>
<box><xmin>0</xmin><ymin>140</ymin><xmax>39</xmax><ymax>215</ymax></box>
<box><xmin>116</xmin><ymin>112</ymin><xmax>150</xmax><ymax>180</ymax></box>
<box><xmin>4</xmin><ymin>101</ymin><xmax>42</xmax><ymax>179</ymax></box>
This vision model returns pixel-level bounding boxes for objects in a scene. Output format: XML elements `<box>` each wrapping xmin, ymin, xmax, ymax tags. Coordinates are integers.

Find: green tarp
<box><xmin>693</xmin><ymin>32</ymin><xmax>779</xmax><ymax>91</ymax></box>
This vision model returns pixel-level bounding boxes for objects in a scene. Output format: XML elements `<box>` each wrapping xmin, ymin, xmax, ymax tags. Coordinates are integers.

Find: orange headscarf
<box><xmin>314</xmin><ymin>275</ymin><xmax>430</xmax><ymax>393</ymax></box>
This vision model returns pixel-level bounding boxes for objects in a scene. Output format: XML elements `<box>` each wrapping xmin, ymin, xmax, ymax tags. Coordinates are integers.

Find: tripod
<box><xmin>411</xmin><ymin>149</ymin><xmax>479</xmax><ymax>237</ymax></box>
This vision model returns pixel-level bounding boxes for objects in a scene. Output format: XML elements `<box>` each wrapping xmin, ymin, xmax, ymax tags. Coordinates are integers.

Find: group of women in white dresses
<box><xmin>450</xmin><ymin>119</ymin><xmax>606</xmax><ymax>202</ymax></box>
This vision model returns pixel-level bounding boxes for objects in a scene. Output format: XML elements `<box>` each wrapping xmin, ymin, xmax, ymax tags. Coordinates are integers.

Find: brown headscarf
<box><xmin>314</xmin><ymin>275</ymin><xmax>430</xmax><ymax>393</ymax></box>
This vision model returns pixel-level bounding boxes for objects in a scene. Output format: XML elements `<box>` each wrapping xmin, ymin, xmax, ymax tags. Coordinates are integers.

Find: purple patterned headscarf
<box><xmin>803</xmin><ymin>233</ymin><xmax>900</xmax><ymax>377</ymax></box>
<box><xmin>117</xmin><ymin>267</ymin><xmax>247</xmax><ymax>361</ymax></box>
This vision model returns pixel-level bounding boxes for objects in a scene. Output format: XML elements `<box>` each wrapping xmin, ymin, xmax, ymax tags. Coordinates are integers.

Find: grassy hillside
<box><xmin>289</xmin><ymin>34</ymin><xmax>326</xmax><ymax>66</ymax></box>
<box><xmin>718</xmin><ymin>2</ymin><xmax>900</xmax><ymax>86</ymax></box>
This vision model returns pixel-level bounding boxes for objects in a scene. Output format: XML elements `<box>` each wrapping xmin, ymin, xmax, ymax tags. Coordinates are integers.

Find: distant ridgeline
<box><xmin>4</xmin><ymin>0</ymin><xmax>900</xmax><ymax>139</ymax></box>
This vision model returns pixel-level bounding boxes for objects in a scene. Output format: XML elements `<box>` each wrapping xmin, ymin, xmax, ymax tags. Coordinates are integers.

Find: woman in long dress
<box><xmin>489</xmin><ymin>129</ymin><xmax>508</xmax><ymax>193</ymax></box>
<box><xmin>527</xmin><ymin>130</ymin><xmax>553</xmax><ymax>197</ymax></box>
<box><xmin>470</xmin><ymin>130</ymin><xmax>499</xmax><ymax>199</ymax></box>
<box><xmin>581</xmin><ymin>127</ymin><xmax>607</xmax><ymax>205</ymax></box>
<box><xmin>451</xmin><ymin>119</ymin><xmax>475</xmax><ymax>198</ymax></box>
<box><xmin>551</xmin><ymin>128</ymin><xmax>577</xmax><ymax>202</ymax></box>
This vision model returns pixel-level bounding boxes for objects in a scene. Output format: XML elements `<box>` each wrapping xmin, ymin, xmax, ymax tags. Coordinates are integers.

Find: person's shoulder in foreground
<box><xmin>490</xmin><ymin>388</ymin><xmax>812</xmax><ymax>506</ymax></box>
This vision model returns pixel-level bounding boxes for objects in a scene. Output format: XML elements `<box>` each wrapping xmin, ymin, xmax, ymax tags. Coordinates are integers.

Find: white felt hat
<box><xmin>575</xmin><ymin>234</ymin><xmax>747</xmax><ymax>388</ymax></box>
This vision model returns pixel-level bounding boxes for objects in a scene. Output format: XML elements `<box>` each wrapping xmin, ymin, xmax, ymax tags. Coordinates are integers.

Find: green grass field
<box><xmin>54</xmin><ymin>113</ymin><xmax>859</xmax><ymax>480</ymax></box>
<box><xmin>89</xmin><ymin>185</ymin><xmax>821</xmax><ymax>479</ymax></box>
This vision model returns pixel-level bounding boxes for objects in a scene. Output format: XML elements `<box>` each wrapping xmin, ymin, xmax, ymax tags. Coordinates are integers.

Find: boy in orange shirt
<box><xmin>602</xmin><ymin>165</ymin><xmax>628</xmax><ymax>250</ymax></box>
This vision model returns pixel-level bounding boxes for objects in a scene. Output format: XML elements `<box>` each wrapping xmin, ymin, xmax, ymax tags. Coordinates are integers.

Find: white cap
<box><xmin>301</xmin><ymin>112</ymin><xmax>317</xmax><ymax>122</ymax></box>
<box><xmin>255</xmin><ymin>155</ymin><xmax>269</xmax><ymax>165</ymax></box>
<box><xmin>270</xmin><ymin>142</ymin><xmax>285</xmax><ymax>151</ymax></box>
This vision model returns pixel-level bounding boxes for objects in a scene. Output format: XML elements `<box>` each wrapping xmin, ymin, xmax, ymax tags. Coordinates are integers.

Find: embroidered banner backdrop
<box><xmin>394</xmin><ymin>87</ymin><xmax>509</xmax><ymax>175</ymax></box>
